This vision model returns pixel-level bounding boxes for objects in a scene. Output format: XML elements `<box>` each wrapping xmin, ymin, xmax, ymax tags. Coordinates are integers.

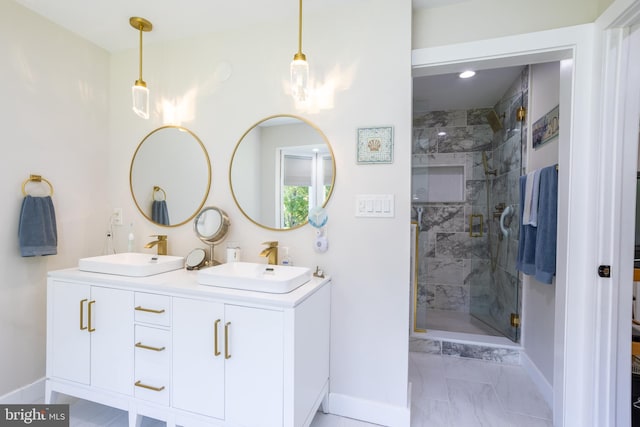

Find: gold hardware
<box><xmin>21</xmin><ymin>174</ymin><xmax>54</xmax><ymax>196</ymax></box>
<box><xmin>134</xmin><ymin>381</ymin><xmax>165</xmax><ymax>392</ymax></box>
<box><xmin>516</xmin><ymin>106</ymin><xmax>527</xmax><ymax>122</ymax></box>
<box><xmin>87</xmin><ymin>300</ymin><xmax>96</xmax><ymax>332</ymax></box>
<box><xmin>152</xmin><ymin>186</ymin><xmax>166</xmax><ymax>201</ymax></box>
<box><xmin>214</xmin><ymin>319</ymin><xmax>221</xmax><ymax>356</ymax></box>
<box><xmin>469</xmin><ymin>214</ymin><xmax>483</xmax><ymax>237</ymax></box>
<box><xmin>511</xmin><ymin>313</ymin><xmax>521</xmax><ymax>328</ymax></box>
<box><xmin>135</xmin><ymin>306</ymin><xmax>166</xmax><ymax>314</ymax></box>
<box><xmin>225</xmin><ymin>321</ymin><xmax>231</xmax><ymax>359</ymax></box>
<box><xmin>144</xmin><ymin>235</ymin><xmax>168</xmax><ymax>255</ymax></box>
<box><xmin>260</xmin><ymin>241</ymin><xmax>278</xmax><ymax>265</ymax></box>
<box><xmin>79</xmin><ymin>299</ymin><xmax>88</xmax><ymax>330</ymax></box>
<box><xmin>135</xmin><ymin>342</ymin><xmax>165</xmax><ymax>352</ymax></box>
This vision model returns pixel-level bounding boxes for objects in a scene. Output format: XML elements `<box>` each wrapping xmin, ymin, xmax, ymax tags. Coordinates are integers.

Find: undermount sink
<box><xmin>197</xmin><ymin>262</ymin><xmax>311</xmax><ymax>293</ymax></box>
<box><xmin>78</xmin><ymin>252</ymin><xmax>184</xmax><ymax>277</ymax></box>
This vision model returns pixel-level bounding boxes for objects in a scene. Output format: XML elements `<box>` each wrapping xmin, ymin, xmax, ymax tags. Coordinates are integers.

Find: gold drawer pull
<box><xmin>135</xmin><ymin>306</ymin><xmax>165</xmax><ymax>314</ymax></box>
<box><xmin>79</xmin><ymin>299</ymin><xmax>88</xmax><ymax>330</ymax></box>
<box><xmin>225</xmin><ymin>321</ymin><xmax>231</xmax><ymax>359</ymax></box>
<box><xmin>135</xmin><ymin>381</ymin><xmax>165</xmax><ymax>392</ymax></box>
<box><xmin>87</xmin><ymin>300</ymin><xmax>96</xmax><ymax>332</ymax></box>
<box><xmin>135</xmin><ymin>342</ymin><xmax>166</xmax><ymax>352</ymax></box>
<box><xmin>214</xmin><ymin>319</ymin><xmax>221</xmax><ymax>356</ymax></box>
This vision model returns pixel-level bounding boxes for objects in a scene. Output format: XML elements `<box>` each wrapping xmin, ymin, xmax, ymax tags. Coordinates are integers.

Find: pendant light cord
<box><xmin>297</xmin><ymin>0</ymin><xmax>303</xmax><ymax>55</ymax></box>
<box><xmin>138</xmin><ymin>25</ymin><xmax>144</xmax><ymax>82</ymax></box>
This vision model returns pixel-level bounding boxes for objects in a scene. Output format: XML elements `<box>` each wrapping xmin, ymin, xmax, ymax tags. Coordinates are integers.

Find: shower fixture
<box><xmin>482</xmin><ymin>151</ymin><xmax>497</xmax><ymax>177</ymax></box>
<box><xmin>516</xmin><ymin>106</ymin><xmax>527</xmax><ymax>122</ymax></box>
<box><xmin>486</xmin><ymin>110</ymin><xmax>505</xmax><ymax>133</ymax></box>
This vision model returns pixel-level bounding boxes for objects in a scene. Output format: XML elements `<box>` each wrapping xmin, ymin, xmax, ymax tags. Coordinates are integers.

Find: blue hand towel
<box><xmin>152</xmin><ymin>200</ymin><xmax>170</xmax><ymax>225</ymax></box>
<box><xmin>534</xmin><ymin>165</ymin><xmax>558</xmax><ymax>284</ymax></box>
<box><xmin>18</xmin><ymin>195</ymin><xmax>57</xmax><ymax>256</ymax></box>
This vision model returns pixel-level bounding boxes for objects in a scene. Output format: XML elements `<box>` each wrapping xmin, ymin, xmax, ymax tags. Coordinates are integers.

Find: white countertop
<box><xmin>48</xmin><ymin>267</ymin><xmax>330</xmax><ymax>309</ymax></box>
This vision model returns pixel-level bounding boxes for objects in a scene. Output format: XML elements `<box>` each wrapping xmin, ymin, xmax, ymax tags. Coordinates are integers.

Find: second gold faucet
<box><xmin>260</xmin><ymin>241</ymin><xmax>278</xmax><ymax>265</ymax></box>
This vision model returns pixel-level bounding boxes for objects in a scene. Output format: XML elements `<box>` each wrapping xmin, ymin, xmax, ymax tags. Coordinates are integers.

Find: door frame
<box><xmin>412</xmin><ymin>24</ymin><xmax>597</xmax><ymax>426</ymax></box>
<box><xmin>596</xmin><ymin>1</ymin><xmax>640</xmax><ymax>425</ymax></box>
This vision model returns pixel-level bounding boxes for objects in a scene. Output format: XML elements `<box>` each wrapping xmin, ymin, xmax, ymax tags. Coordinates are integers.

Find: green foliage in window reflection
<box><xmin>283</xmin><ymin>186</ymin><xmax>309</xmax><ymax>228</ymax></box>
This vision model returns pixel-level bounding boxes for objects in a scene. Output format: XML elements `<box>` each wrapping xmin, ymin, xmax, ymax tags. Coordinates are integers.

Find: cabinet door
<box><xmin>90</xmin><ymin>286</ymin><xmax>134</xmax><ymax>395</ymax></box>
<box><xmin>172</xmin><ymin>298</ymin><xmax>225</xmax><ymax>419</ymax></box>
<box><xmin>225</xmin><ymin>304</ymin><xmax>284</xmax><ymax>427</ymax></box>
<box><xmin>49</xmin><ymin>281</ymin><xmax>91</xmax><ymax>384</ymax></box>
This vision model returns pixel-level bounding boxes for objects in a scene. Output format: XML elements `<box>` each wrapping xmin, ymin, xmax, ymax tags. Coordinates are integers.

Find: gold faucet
<box><xmin>260</xmin><ymin>241</ymin><xmax>278</xmax><ymax>265</ymax></box>
<box><xmin>144</xmin><ymin>235</ymin><xmax>167</xmax><ymax>255</ymax></box>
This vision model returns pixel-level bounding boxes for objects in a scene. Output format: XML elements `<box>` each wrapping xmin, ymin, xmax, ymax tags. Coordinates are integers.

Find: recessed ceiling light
<box><xmin>459</xmin><ymin>70</ymin><xmax>476</xmax><ymax>79</ymax></box>
<box><xmin>437</xmin><ymin>131</ymin><xmax>447</xmax><ymax>136</ymax></box>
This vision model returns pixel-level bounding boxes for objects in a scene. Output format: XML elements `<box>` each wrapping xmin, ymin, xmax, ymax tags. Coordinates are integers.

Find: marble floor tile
<box><xmin>424</xmin><ymin>309</ymin><xmax>502</xmax><ymax>336</ymax></box>
<box><xmin>490</xmin><ymin>364</ymin><xmax>553</xmax><ymax>420</ymax></box>
<box><xmin>446</xmin><ymin>377</ymin><xmax>513</xmax><ymax>427</ymax></box>
<box><xmin>409</xmin><ymin>352</ymin><xmax>450</xmax><ymax>401</ymax></box>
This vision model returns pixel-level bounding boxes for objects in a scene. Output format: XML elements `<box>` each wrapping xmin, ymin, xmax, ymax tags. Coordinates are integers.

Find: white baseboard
<box><xmin>327</xmin><ymin>392</ymin><xmax>410</xmax><ymax>427</ymax></box>
<box><xmin>520</xmin><ymin>352</ymin><xmax>553</xmax><ymax>409</ymax></box>
<box><xmin>0</xmin><ymin>378</ymin><xmax>45</xmax><ymax>404</ymax></box>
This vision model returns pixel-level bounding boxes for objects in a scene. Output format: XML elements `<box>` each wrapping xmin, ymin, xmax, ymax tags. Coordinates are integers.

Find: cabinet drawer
<box><xmin>134</xmin><ymin>293</ymin><xmax>171</xmax><ymax>326</ymax></box>
<box><xmin>134</xmin><ymin>325</ymin><xmax>170</xmax><ymax>405</ymax></box>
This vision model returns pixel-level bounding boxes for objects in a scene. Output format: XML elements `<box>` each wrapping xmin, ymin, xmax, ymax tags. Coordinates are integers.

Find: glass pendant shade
<box><xmin>132</xmin><ymin>81</ymin><xmax>149</xmax><ymax>119</ymax></box>
<box><xmin>290</xmin><ymin>54</ymin><xmax>309</xmax><ymax>102</ymax></box>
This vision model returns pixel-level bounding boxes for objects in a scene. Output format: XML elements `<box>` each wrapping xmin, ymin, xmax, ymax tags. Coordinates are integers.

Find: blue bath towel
<box><xmin>152</xmin><ymin>200</ymin><xmax>170</xmax><ymax>225</ymax></box>
<box><xmin>516</xmin><ymin>165</ymin><xmax>558</xmax><ymax>284</ymax></box>
<box><xmin>18</xmin><ymin>195</ymin><xmax>57</xmax><ymax>256</ymax></box>
<box><xmin>534</xmin><ymin>165</ymin><xmax>558</xmax><ymax>284</ymax></box>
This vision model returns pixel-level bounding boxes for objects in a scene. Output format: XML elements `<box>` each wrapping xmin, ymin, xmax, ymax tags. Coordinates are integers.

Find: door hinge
<box><xmin>510</xmin><ymin>313</ymin><xmax>520</xmax><ymax>328</ymax></box>
<box><xmin>598</xmin><ymin>265</ymin><xmax>611</xmax><ymax>278</ymax></box>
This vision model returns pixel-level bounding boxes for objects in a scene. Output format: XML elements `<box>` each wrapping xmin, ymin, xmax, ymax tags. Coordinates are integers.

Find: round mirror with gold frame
<box><xmin>229</xmin><ymin>114</ymin><xmax>336</xmax><ymax>231</ymax></box>
<box><xmin>130</xmin><ymin>125</ymin><xmax>211</xmax><ymax>227</ymax></box>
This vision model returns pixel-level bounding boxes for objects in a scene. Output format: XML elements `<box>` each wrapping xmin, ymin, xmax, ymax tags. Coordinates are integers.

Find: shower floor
<box><xmin>424</xmin><ymin>309</ymin><xmax>503</xmax><ymax>337</ymax></box>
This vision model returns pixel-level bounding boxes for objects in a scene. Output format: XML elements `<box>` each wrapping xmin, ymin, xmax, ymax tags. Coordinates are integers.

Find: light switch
<box><xmin>355</xmin><ymin>194</ymin><xmax>394</xmax><ymax>217</ymax></box>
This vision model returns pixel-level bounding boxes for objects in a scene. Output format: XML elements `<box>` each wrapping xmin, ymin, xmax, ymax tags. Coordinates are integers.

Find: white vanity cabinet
<box><xmin>172</xmin><ymin>298</ymin><xmax>284</xmax><ymax>426</ymax></box>
<box><xmin>47</xmin><ymin>280</ymin><xmax>134</xmax><ymax>395</ymax></box>
<box><xmin>46</xmin><ymin>269</ymin><xmax>330</xmax><ymax>427</ymax></box>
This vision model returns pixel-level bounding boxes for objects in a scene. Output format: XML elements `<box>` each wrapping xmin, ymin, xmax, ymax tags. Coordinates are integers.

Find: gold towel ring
<box><xmin>152</xmin><ymin>186</ymin><xmax>166</xmax><ymax>201</ymax></box>
<box><xmin>22</xmin><ymin>174</ymin><xmax>54</xmax><ymax>196</ymax></box>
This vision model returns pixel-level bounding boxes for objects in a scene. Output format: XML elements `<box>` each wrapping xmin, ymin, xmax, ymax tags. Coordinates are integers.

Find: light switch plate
<box><xmin>355</xmin><ymin>194</ymin><xmax>394</xmax><ymax>217</ymax></box>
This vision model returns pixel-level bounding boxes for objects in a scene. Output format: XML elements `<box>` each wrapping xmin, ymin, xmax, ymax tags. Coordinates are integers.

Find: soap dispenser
<box><xmin>281</xmin><ymin>247</ymin><xmax>292</xmax><ymax>266</ymax></box>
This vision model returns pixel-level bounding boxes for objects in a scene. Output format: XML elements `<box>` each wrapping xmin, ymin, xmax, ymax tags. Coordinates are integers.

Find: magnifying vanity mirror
<box><xmin>193</xmin><ymin>206</ymin><xmax>230</xmax><ymax>265</ymax></box>
<box><xmin>229</xmin><ymin>114</ymin><xmax>335</xmax><ymax>231</ymax></box>
<box><xmin>130</xmin><ymin>125</ymin><xmax>211</xmax><ymax>227</ymax></box>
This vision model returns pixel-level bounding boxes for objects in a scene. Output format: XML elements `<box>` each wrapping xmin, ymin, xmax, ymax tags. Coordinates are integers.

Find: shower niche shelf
<box><xmin>412</xmin><ymin>165</ymin><xmax>465</xmax><ymax>203</ymax></box>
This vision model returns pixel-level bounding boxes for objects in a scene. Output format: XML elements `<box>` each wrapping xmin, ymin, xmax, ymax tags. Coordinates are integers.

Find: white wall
<box><xmin>108</xmin><ymin>1</ymin><xmax>412</xmax><ymax>424</ymax></box>
<box><xmin>412</xmin><ymin>0</ymin><xmax>601</xmax><ymax>49</ymax></box>
<box><xmin>522</xmin><ymin>61</ymin><xmax>560</xmax><ymax>390</ymax></box>
<box><xmin>0</xmin><ymin>1</ymin><xmax>109</xmax><ymax>397</ymax></box>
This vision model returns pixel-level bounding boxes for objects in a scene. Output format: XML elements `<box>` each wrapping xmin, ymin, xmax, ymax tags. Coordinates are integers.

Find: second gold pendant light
<box><xmin>290</xmin><ymin>0</ymin><xmax>309</xmax><ymax>102</ymax></box>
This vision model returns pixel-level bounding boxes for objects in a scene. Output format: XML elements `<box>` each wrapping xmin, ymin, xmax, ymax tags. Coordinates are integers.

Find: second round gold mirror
<box><xmin>229</xmin><ymin>115</ymin><xmax>335</xmax><ymax>231</ymax></box>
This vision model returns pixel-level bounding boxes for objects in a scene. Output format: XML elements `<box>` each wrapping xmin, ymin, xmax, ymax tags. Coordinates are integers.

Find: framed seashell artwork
<box><xmin>356</xmin><ymin>126</ymin><xmax>393</xmax><ymax>164</ymax></box>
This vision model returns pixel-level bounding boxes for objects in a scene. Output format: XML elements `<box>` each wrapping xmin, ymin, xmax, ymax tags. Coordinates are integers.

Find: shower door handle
<box><xmin>500</xmin><ymin>205</ymin><xmax>513</xmax><ymax>238</ymax></box>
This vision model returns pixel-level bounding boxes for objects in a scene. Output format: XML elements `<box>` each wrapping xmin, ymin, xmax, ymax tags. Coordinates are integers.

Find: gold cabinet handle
<box><xmin>135</xmin><ymin>306</ymin><xmax>165</xmax><ymax>314</ymax></box>
<box><xmin>79</xmin><ymin>299</ymin><xmax>88</xmax><ymax>330</ymax></box>
<box><xmin>135</xmin><ymin>342</ymin><xmax>166</xmax><ymax>352</ymax></box>
<box><xmin>134</xmin><ymin>381</ymin><xmax>165</xmax><ymax>392</ymax></box>
<box><xmin>225</xmin><ymin>321</ymin><xmax>231</xmax><ymax>359</ymax></box>
<box><xmin>87</xmin><ymin>300</ymin><xmax>96</xmax><ymax>332</ymax></box>
<box><xmin>214</xmin><ymin>319</ymin><xmax>221</xmax><ymax>357</ymax></box>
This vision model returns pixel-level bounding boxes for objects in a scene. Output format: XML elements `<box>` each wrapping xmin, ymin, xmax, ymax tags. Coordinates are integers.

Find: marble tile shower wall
<box><xmin>411</xmin><ymin>67</ymin><xmax>529</xmax><ymax>335</ymax></box>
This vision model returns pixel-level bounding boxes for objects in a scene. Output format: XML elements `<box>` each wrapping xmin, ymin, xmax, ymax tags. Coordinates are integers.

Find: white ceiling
<box><xmin>12</xmin><ymin>0</ymin><xmax>517</xmax><ymax>111</ymax></box>
<box><xmin>413</xmin><ymin>66</ymin><xmax>525</xmax><ymax>112</ymax></box>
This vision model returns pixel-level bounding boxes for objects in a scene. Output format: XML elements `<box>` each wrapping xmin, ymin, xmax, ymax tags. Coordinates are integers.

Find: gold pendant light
<box><xmin>130</xmin><ymin>17</ymin><xmax>153</xmax><ymax>119</ymax></box>
<box><xmin>290</xmin><ymin>0</ymin><xmax>309</xmax><ymax>102</ymax></box>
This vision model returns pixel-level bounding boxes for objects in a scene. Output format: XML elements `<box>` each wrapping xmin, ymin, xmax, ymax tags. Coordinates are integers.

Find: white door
<box><xmin>49</xmin><ymin>281</ymin><xmax>91</xmax><ymax>384</ymax></box>
<box><xmin>224</xmin><ymin>304</ymin><xmax>284</xmax><ymax>427</ymax></box>
<box><xmin>90</xmin><ymin>286</ymin><xmax>134</xmax><ymax>395</ymax></box>
<box><xmin>172</xmin><ymin>297</ymin><xmax>225</xmax><ymax>419</ymax></box>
